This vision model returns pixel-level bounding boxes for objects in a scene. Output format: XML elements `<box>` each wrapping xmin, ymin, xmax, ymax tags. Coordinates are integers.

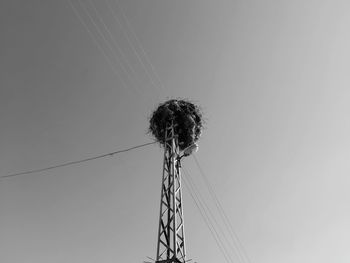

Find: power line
<box><xmin>106</xmin><ymin>0</ymin><xmax>163</xmax><ymax>95</ymax></box>
<box><xmin>1</xmin><ymin>142</ymin><xmax>156</xmax><ymax>179</ymax></box>
<box><xmin>76</xmin><ymin>0</ymin><xmax>138</xmax><ymax>90</ymax></box>
<box><xmin>68</xmin><ymin>0</ymin><xmax>159</xmax><ymax>97</ymax></box>
<box><xmin>114</xmin><ymin>0</ymin><xmax>166</xmax><ymax>92</ymax></box>
<box><xmin>88</xmin><ymin>0</ymin><xmax>137</xmax><ymax>76</ymax></box>
<box><xmin>182</xmin><ymin>169</ymin><xmax>233</xmax><ymax>263</ymax></box>
<box><xmin>86</xmin><ymin>0</ymin><xmax>142</xmax><ymax>94</ymax></box>
<box><xmin>192</xmin><ymin>155</ymin><xmax>252</xmax><ymax>263</ymax></box>
<box><xmin>184</xmin><ymin>166</ymin><xmax>244</xmax><ymax>263</ymax></box>
<box><xmin>66</xmin><ymin>0</ymin><xmax>128</xmax><ymax>90</ymax></box>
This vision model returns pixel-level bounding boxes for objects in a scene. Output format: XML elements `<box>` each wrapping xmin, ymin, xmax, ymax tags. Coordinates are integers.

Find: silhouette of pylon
<box><xmin>155</xmin><ymin>121</ymin><xmax>186</xmax><ymax>263</ymax></box>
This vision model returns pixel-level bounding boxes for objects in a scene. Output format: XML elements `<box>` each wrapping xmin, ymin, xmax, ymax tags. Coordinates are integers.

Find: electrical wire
<box><xmin>193</xmin><ymin>155</ymin><xmax>249</xmax><ymax>262</ymax></box>
<box><xmin>69</xmin><ymin>0</ymin><xmax>164</xmax><ymax>98</ymax></box>
<box><xmin>112</xmin><ymin>0</ymin><xmax>166</xmax><ymax>93</ymax></box>
<box><xmin>192</xmin><ymin>155</ymin><xmax>252</xmax><ymax>263</ymax></box>
<box><xmin>105</xmin><ymin>0</ymin><xmax>163</xmax><ymax>95</ymax></box>
<box><xmin>70</xmin><ymin>0</ymin><xmax>162</xmax><ymax>98</ymax></box>
<box><xmin>182</xmin><ymin>172</ymin><xmax>233</xmax><ymax>263</ymax></box>
<box><xmin>66</xmin><ymin>0</ymin><xmax>128</xmax><ymax>90</ymax></box>
<box><xmin>0</xmin><ymin>142</ymin><xmax>156</xmax><ymax>179</ymax></box>
<box><xmin>87</xmin><ymin>0</ymin><xmax>141</xmax><ymax>91</ymax></box>
<box><xmin>77</xmin><ymin>0</ymin><xmax>140</xmax><ymax>92</ymax></box>
<box><xmin>68</xmin><ymin>0</ymin><xmax>144</xmax><ymax>95</ymax></box>
<box><xmin>184</xmin><ymin>166</ymin><xmax>244</xmax><ymax>263</ymax></box>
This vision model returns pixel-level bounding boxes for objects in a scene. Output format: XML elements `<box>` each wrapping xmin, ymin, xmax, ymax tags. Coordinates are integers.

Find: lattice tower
<box><xmin>155</xmin><ymin>121</ymin><xmax>186</xmax><ymax>263</ymax></box>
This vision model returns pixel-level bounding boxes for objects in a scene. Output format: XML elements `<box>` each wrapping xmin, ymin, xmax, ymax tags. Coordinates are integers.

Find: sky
<box><xmin>1</xmin><ymin>0</ymin><xmax>350</xmax><ymax>262</ymax></box>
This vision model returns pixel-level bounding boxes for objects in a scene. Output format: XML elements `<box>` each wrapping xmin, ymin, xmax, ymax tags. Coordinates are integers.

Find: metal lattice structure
<box><xmin>155</xmin><ymin>121</ymin><xmax>186</xmax><ymax>263</ymax></box>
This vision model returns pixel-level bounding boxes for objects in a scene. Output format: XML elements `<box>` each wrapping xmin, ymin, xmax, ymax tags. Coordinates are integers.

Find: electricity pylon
<box><xmin>155</xmin><ymin>121</ymin><xmax>186</xmax><ymax>263</ymax></box>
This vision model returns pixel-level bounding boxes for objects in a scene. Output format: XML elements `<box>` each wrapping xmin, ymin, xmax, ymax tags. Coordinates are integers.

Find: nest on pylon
<box><xmin>149</xmin><ymin>99</ymin><xmax>203</xmax><ymax>150</ymax></box>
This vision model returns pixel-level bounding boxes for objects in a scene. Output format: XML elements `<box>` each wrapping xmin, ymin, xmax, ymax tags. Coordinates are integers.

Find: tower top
<box><xmin>149</xmin><ymin>99</ymin><xmax>203</xmax><ymax>150</ymax></box>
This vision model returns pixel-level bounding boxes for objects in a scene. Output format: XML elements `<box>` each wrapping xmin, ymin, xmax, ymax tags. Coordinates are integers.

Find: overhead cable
<box><xmin>66</xmin><ymin>0</ymin><xmax>128</xmax><ymax>90</ymax></box>
<box><xmin>111</xmin><ymin>0</ymin><xmax>165</xmax><ymax>93</ymax></box>
<box><xmin>182</xmin><ymin>170</ymin><xmax>233</xmax><ymax>263</ymax></box>
<box><xmin>1</xmin><ymin>142</ymin><xmax>156</xmax><ymax>179</ymax></box>
<box><xmin>87</xmin><ymin>0</ymin><xmax>141</xmax><ymax>93</ymax></box>
<box><xmin>184</xmin><ymin>166</ymin><xmax>245</xmax><ymax>263</ymax></box>
<box><xmin>105</xmin><ymin>0</ymin><xmax>162</xmax><ymax>94</ymax></box>
<box><xmin>76</xmin><ymin>0</ymin><xmax>137</xmax><ymax>90</ymax></box>
<box><xmin>192</xmin><ymin>155</ymin><xmax>252</xmax><ymax>263</ymax></box>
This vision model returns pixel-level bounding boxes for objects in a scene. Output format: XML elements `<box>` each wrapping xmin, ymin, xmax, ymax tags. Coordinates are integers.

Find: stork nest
<box><xmin>149</xmin><ymin>99</ymin><xmax>203</xmax><ymax>150</ymax></box>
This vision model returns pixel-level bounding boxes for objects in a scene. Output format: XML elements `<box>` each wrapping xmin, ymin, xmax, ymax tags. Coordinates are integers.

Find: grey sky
<box><xmin>1</xmin><ymin>0</ymin><xmax>350</xmax><ymax>262</ymax></box>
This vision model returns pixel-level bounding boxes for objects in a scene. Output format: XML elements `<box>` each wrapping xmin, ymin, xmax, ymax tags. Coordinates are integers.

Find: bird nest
<box><xmin>149</xmin><ymin>99</ymin><xmax>203</xmax><ymax>150</ymax></box>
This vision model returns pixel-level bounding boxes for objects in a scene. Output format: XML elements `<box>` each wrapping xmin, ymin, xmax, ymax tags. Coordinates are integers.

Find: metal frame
<box><xmin>155</xmin><ymin>121</ymin><xmax>186</xmax><ymax>263</ymax></box>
